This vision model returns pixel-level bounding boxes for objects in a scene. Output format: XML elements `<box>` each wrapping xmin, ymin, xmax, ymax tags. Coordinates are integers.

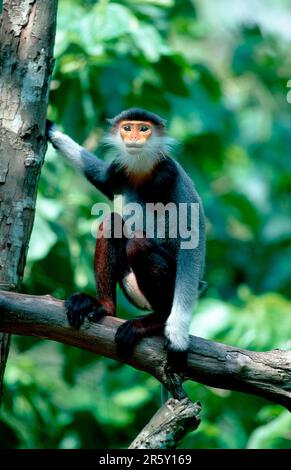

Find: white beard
<box><xmin>103</xmin><ymin>131</ymin><xmax>175</xmax><ymax>176</ymax></box>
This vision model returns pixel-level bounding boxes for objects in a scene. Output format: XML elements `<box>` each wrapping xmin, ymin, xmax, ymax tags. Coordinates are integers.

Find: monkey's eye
<box><xmin>140</xmin><ymin>125</ymin><xmax>150</xmax><ymax>132</ymax></box>
<box><xmin>123</xmin><ymin>125</ymin><xmax>131</xmax><ymax>132</ymax></box>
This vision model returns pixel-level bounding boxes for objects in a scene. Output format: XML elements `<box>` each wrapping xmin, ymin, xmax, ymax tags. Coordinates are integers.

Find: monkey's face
<box><xmin>105</xmin><ymin>117</ymin><xmax>172</xmax><ymax>176</ymax></box>
<box><xmin>119</xmin><ymin>120</ymin><xmax>153</xmax><ymax>154</ymax></box>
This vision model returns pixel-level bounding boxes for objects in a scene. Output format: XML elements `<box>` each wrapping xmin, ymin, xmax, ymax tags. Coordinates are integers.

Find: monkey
<box><xmin>46</xmin><ymin>108</ymin><xmax>206</xmax><ymax>369</ymax></box>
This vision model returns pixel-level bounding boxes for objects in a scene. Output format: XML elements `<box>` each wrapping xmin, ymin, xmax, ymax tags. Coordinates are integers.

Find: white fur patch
<box><xmin>122</xmin><ymin>271</ymin><xmax>152</xmax><ymax>310</ymax></box>
<box><xmin>164</xmin><ymin>296</ymin><xmax>194</xmax><ymax>351</ymax></box>
<box><xmin>48</xmin><ymin>127</ymin><xmax>84</xmax><ymax>170</ymax></box>
<box><xmin>103</xmin><ymin>131</ymin><xmax>175</xmax><ymax>176</ymax></box>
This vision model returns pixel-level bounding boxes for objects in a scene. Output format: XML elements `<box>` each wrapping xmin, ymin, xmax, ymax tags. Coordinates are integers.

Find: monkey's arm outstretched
<box><xmin>46</xmin><ymin>121</ymin><xmax>113</xmax><ymax>199</ymax></box>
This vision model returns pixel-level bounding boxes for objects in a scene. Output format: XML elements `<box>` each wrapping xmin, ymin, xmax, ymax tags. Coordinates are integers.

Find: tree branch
<box><xmin>129</xmin><ymin>398</ymin><xmax>201</xmax><ymax>449</ymax></box>
<box><xmin>0</xmin><ymin>290</ymin><xmax>290</xmax><ymax>411</ymax></box>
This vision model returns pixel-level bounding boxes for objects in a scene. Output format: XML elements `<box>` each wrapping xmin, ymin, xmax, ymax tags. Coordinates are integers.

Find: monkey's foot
<box><xmin>164</xmin><ymin>339</ymin><xmax>188</xmax><ymax>373</ymax></box>
<box><xmin>65</xmin><ymin>293</ymin><xmax>107</xmax><ymax>329</ymax></box>
<box><xmin>115</xmin><ymin>320</ymin><xmax>142</xmax><ymax>356</ymax></box>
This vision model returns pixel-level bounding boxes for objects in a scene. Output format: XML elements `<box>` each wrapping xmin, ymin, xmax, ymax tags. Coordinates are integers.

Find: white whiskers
<box><xmin>102</xmin><ymin>132</ymin><xmax>176</xmax><ymax>176</ymax></box>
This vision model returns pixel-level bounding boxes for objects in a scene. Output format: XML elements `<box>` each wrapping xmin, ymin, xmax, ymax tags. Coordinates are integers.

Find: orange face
<box><xmin>119</xmin><ymin>120</ymin><xmax>153</xmax><ymax>151</ymax></box>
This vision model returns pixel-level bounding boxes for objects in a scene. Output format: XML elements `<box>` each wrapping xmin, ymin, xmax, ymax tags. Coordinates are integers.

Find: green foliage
<box><xmin>1</xmin><ymin>0</ymin><xmax>290</xmax><ymax>449</ymax></box>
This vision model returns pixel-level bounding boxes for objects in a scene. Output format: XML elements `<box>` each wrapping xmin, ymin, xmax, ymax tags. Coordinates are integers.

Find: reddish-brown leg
<box><xmin>93</xmin><ymin>213</ymin><xmax>127</xmax><ymax>316</ymax></box>
<box><xmin>66</xmin><ymin>213</ymin><xmax>127</xmax><ymax>328</ymax></box>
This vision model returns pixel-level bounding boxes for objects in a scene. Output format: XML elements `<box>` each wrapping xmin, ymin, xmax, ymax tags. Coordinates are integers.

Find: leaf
<box><xmin>131</xmin><ymin>25</ymin><xmax>167</xmax><ymax>62</ymax></box>
<box><xmin>27</xmin><ymin>213</ymin><xmax>57</xmax><ymax>262</ymax></box>
<box><xmin>86</xmin><ymin>3</ymin><xmax>137</xmax><ymax>42</ymax></box>
<box><xmin>247</xmin><ymin>412</ymin><xmax>291</xmax><ymax>449</ymax></box>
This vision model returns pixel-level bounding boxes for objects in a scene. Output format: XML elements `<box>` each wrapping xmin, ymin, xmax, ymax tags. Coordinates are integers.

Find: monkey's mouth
<box><xmin>126</xmin><ymin>144</ymin><xmax>144</xmax><ymax>149</ymax></box>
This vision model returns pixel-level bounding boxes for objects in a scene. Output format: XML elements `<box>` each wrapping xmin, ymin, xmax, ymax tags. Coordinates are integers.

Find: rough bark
<box><xmin>0</xmin><ymin>0</ymin><xmax>58</xmax><ymax>403</ymax></box>
<box><xmin>0</xmin><ymin>332</ymin><xmax>10</xmax><ymax>401</ymax></box>
<box><xmin>0</xmin><ymin>290</ymin><xmax>290</xmax><ymax>411</ymax></box>
<box><xmin>129</xmin><ymin>398</ymin><xmax>201</xmax><ymax>449</ymax></box>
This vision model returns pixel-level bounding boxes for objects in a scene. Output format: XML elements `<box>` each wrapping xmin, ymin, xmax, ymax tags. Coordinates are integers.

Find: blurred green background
<box><xmin>1</xmin><ymin>0</ymin><xmax>291</xmax><ymax>449</ymax></box>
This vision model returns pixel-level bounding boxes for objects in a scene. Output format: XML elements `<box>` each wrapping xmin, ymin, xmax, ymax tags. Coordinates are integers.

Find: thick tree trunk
<box><xmin>0</xmin><ymin>0</ymin><xmax>58</xmax><ymax>403</ymax></box>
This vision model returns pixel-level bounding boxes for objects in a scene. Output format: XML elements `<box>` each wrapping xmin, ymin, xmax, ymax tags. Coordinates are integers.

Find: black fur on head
<box><xmin>107</xmin><ymin>108</ymin><xmax>166</xmax><ymax>129</ymax></box>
